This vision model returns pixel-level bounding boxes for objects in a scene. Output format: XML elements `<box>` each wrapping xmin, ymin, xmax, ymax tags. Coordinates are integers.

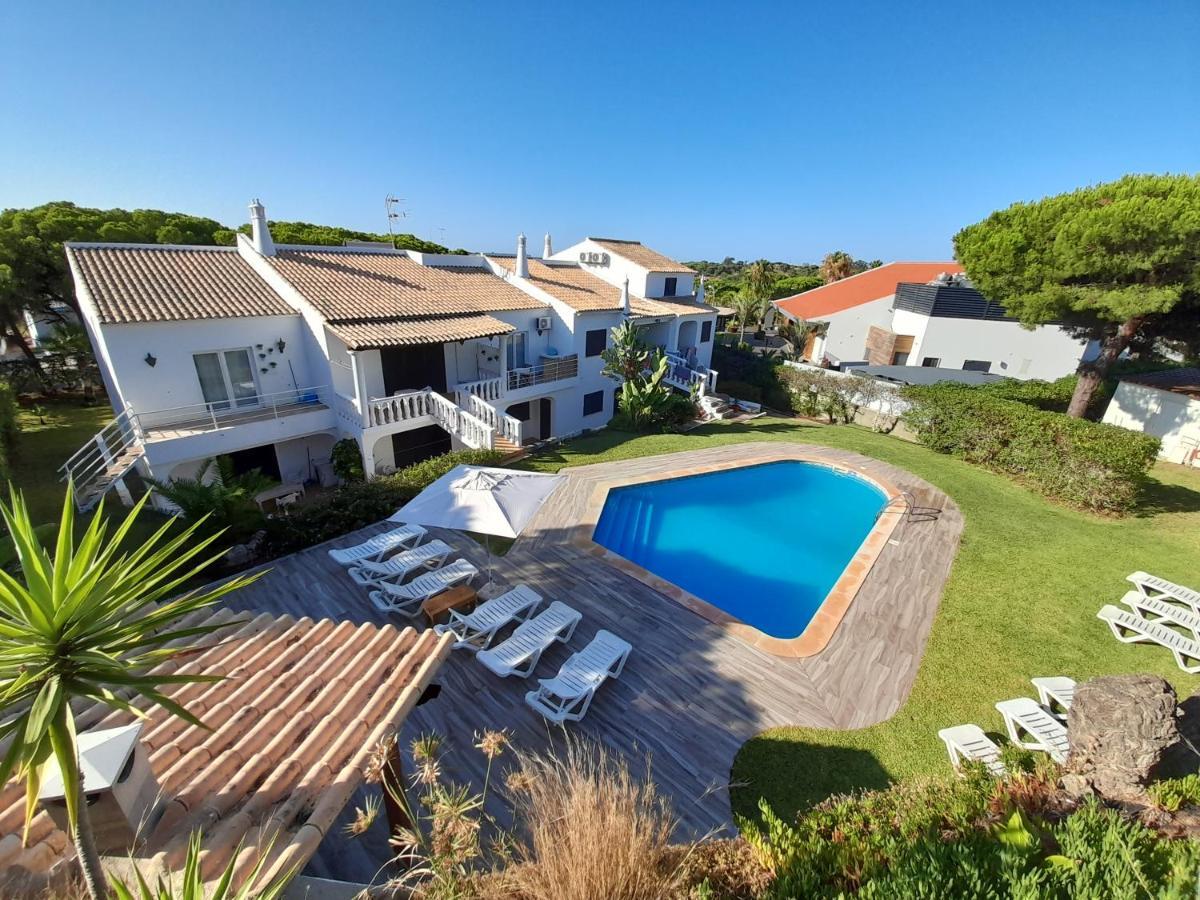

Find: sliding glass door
<box><xmin>192</xmin><ymin>349</ymin><xmax>259</xmax><ymax>412</ymax></box>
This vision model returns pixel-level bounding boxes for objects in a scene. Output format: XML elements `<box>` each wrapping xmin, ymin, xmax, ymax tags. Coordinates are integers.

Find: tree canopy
<box><xmin>235</xmin><ymin>219</ymin><xmax>457</xmax><ymax>254</ymax></box>
<box><xmin>955</xmin><ymin>173</ymin><xmax>1200</xmax><ymax>416</ymax></box>
<box><xmin>819</xmin><ymin>250</ymin><xmax>855</xmax><ymax>283</ymax></box>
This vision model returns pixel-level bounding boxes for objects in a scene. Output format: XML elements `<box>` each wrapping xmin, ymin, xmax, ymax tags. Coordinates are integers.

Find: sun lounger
<box><xmin>937</xmin><ymin>724</ymin><xmax>1007</xmax><ymax>776</ymax></box>
<box><xmin>367</xmin><ymin>559</ymin><xmax>479</xmax><ymax>616</ymax></box>
<box><xmin>348</xmin><ymin>539</ymin><xmax>454</xmax><ymax>587</ymax></box>
<box><xmin>525</xmin><ymin>629</ymin><xmax>632</xmax><ymax>724</ymax></box>
<box><xmin>328</xmin><ymin>525</ymin><xmax>426</xmax><ymax>567</ymax></box>
<box><xmin>1127</xmin><ymin>571</ymin><xmax>1200</xmax><ymax>613</ymax></box>
<box><xmin>476</xmin><ymin>601</ymin><xmax>582</xmax><ymax>678</ymax></box>
<box><xmin>1030</xmin><ymin>676</ymin><xmax>1076</xmax><ymax>719</ymax></box>
<box><xmin>1119</xmin><ymin>590</ymin><xmax>1200</xmax><ymax>640</ymax></box>
<box><xmin>994</xmin><ymin>697</ymin><xmax>1070</xmax><ymax>763</ymax></box>
<box><xmin>1098</xmin><ymin>604</ymin><xmax>1200</xmax><ymax>673</ymax></box>
<box><xmin>434</xmin><ymin>584</ymin><xmax>542</xmax><ymax>651</ymax></box>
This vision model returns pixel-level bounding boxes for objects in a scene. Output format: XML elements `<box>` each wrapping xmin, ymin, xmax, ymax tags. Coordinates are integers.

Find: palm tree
<box><xmin>819</xmin><ymin>250</ymin><xmax>854</xmax><ymax>284</ymax></box>
<box><xmin>731</xmin><ymin>292</ymin><xmax>764</xmax><ymax>344</ymax></box>
<box><xmin>0</xmin><ymin>486</ymin><xmax>264</xmax><ymax>898</ymax></box>
<box><xmin>746</xmin><ymin>259</ymin><xmax>774</xmax><ymax>303</ymax></box>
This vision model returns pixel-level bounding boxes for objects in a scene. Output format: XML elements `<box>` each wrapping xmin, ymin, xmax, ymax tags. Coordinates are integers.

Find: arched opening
<box><xmin>676</xmin><ymin>320</ymin><xmax>700</xmax><ymax>358</ymax></box>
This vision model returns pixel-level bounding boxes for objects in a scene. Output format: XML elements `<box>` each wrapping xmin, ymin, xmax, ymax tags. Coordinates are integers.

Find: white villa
<box><xmin>62</xmin><ymin>201</ymin><xmax>717</xmax><ymax>510</ymax></box>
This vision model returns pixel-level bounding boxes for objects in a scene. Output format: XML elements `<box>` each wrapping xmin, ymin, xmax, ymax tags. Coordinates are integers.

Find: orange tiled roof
<box><xmin>489</xmin><ymin>258</ymin><xmax>711</xmax><ymax>317</ymax></box>
<box><xmin>328</xmin><ymin>313</ymin><xmax>515</xmax><ymax>349</ymax></box>
<box><xmin>0</xmin><ymin>608</ymin><xmax>450</xmax><ymax>893</ymax></box>
<box><xmin>588</xmin><ymin>239</ymin><xmax>695</xmax><ymax>274</ymax></box>
<box><xmin>66</xmin><ymin>245</ymin><xmax>298</xmax><ymax>324</ymax></box>
<box><xmin>773</xmin><ymin>262</ymin><xmax>964</xmax><ymax>320</ymax></box>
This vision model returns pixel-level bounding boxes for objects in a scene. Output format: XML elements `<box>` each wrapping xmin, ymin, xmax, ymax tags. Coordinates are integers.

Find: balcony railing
<box><xmin>133</xmin><ymin>385</ymin><xmax>332</xmax><ymax>437</ymax></box>
<box><xmin>507</xmin><ymin>354</ymin><xmax>579</xmax><ymax>391</ymax></box>
<box><xmin>664</xmin><ymin>353</ymin><xmax>718</xmax><ymax>395</ymax></box>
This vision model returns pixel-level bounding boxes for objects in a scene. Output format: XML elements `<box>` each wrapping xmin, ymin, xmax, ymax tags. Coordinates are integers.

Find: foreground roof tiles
<box><xmin>774</xmin><ymin>261</ymin><xmax>964</xmax><ymax>320</ymax></box>
<box><xmin>0</xmin><ymin>608</ymin><xmax>450</xmax><ymax>893</ymax></box>
<box><xmin>66</xmin><ymin>245</ymin><xmax>297</xmax><ymax>324</ymax></box>
<box><xmin>588</xmin><ymin>238</ymin><xmax>695</xmax><ymax>274</ymax></box>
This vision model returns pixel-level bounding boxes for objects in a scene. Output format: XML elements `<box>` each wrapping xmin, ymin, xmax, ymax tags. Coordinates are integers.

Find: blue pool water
<box><xmin>593</xmin><ymin>461</ymin><xmax>887</xmax><ymax>639</ymax></box>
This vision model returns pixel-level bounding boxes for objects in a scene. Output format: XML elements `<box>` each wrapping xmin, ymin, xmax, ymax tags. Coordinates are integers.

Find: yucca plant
<box><xmin>0</xmin><ymin>484</ymin><xmax>264</xmax><ymax>899</ymax></box>
<box><xmin>108</xmin><ymin>830</ymin><xmax>291</xmax><ymax>900</ymax></box>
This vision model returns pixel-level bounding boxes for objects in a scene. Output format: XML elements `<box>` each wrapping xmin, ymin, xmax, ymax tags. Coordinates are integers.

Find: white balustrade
<box><xmin>456</xmin><ymin>376</ymin><xmax>504</xmax><ymax>402</ymax></box>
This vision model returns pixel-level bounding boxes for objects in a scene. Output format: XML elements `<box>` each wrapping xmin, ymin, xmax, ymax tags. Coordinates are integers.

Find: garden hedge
<box><xmin>0</xmin><ymin>382</ymin><xmax>17</xmax><ymax>480</ymax></box>
<box><xmin>902</xmin><ymin>383</ymin><xmax>1160</xmax><ymax>514</ymax></box>
<box><xmin>263</xmin><ymin>447</ymin><xmax>505</xmax><ymax>555</ymax></box>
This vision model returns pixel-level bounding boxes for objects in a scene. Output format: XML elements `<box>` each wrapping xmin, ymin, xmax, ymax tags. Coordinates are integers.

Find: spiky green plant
<box><xmin>108</xmin><ymin>830</ymin><xmax>291</xmax><ymax>900</ymax></box>
<box><xmin>0</xmin><ymin>485</ymin><xmax>263</xmax><ymax>899</ymax></box>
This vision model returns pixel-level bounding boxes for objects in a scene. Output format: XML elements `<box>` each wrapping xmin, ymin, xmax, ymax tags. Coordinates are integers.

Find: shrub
<box><xmin>263</xmin><ymin>448</ymin><xmax>504</xmax><ymax>556</ymax></box>
<box><xmin>0</xmin><ymin>381</ymin><xmax>15</xmax><ymax>480</ymax></box>
<box><xmin>712</xmin><ymin>344</ymin><xmax>792</xmax><ymax>410</ymax></box>
<box><xmin>1149</xmin><ymin>774</ymin><xmax>1200</xmax><ymax>812</ymax></box>
<box><xmin>715</xmin><ymin>380</ymin><xmax>762</xmax><ymax>403</ymax></box>
<box><xmin>330</xmin><ymin>437</ymin><xmax>364</xmax><ymax>482</ymax></box>
<box><xmin>902</xmin><ymin>383</ymin><xmax>1160</xmax><ymax>514</ymax></box>
<box><xmin>148</xmin><ymin>456</ymin><xmax>271</xmax><ymax>546</ymax></box>
<box><xmin>612</xmin><ymin>353</ymin><xmax>697</xmax><ymax>433</ymax></box>
<box><xmin>979</xmin><ymin>375</ymin><xmax>1078</xmax><ymax>412</ymax></box>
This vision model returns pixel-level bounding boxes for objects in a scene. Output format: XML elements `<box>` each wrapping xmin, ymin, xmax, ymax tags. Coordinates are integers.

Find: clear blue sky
<box><xmin>2</xmin><ymin>1</ymin><xmax>1197</xmax><ymax>263</ymax></box>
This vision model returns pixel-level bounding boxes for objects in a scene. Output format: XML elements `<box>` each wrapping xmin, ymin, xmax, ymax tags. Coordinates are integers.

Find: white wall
<box><xmin>1103</xmin><ymin>381</ymin><xmax>1200</xmax><ymax>464</ymax></box>
<box><xmin>95</xmin><ymin>315</ymin><xmax>312</xmax><ymax>415</ymax></box>
<box><xmin>908</xmin><ymin>316</ymin><xmax>1087</xmax><ymax>380</ymax></box>
<box><xmin>274</xmin><ymin>432</ymin><xmax>337</xmax><ymax>483</ymax></box>
<box><xmin>808</xmin><ymin>296</ymin><xmax>895</xmax><ymax>364</ymax></box>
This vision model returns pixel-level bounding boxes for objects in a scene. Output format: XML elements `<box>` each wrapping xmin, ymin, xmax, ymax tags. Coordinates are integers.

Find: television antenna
<box><xmin>384</xmin><ymin>194</ymin><xmax>408</xmax><ymax>241</ymax></box>
<box><xmin>437</xmin><ymin>226</ymin><xmax>447</xmax><ymax>247</ymax></box>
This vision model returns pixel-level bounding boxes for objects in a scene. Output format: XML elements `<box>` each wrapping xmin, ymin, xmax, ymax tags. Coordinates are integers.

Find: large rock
<box><xmin>1065</xmin><ymin>674</ymin><xmax>1180</xmax><ymax>801</ymax></box>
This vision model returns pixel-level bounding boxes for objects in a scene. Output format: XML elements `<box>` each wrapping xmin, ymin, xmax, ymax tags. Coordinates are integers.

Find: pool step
<box><xmin>599</xmin><ymin>492</ymin><xmax>655</xmax><ymax>559</ymax></box>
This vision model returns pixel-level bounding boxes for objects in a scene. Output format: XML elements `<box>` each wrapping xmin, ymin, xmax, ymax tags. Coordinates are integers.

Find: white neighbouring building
<box><xmin>62</xmin><ymin>201</ymin><xmax>717</xmax><ymax>510</ymax></box>
<box><xmin>1102</xmin><ymin>368</ymin><xmax>1200</xmax><ymax>467</ymax></box>
<box><xmin>773</xmin><ymin>262</ymin><xmax>1094</xmax><ymax>379</ymax></box>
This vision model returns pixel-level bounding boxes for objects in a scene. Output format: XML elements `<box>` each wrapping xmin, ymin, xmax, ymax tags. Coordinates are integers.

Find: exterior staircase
<box><xmin>60</xmin><ymin>409</ymin><xmax>145</xmax><ymax>512</ymax></box>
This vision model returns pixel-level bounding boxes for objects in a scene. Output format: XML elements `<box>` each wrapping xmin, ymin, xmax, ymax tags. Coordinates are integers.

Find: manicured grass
<box><xmin>521</xmin><ymin>418</ymin><xmax>1200</xmax><ymax>822</ymax></box>
<box><xmin>10</xmin><ymin>400</ymin><xmax>175</xmax><ymax>546</ymax></box>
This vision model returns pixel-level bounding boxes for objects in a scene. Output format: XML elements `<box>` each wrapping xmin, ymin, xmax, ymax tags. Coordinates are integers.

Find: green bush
<box><xmin>0</xmin><ymin>382</ymin><xmax>15</xmax><ymax>480</ymax></box>
<box><xmin>263</xmin><ymin>448</ymin><xmax>505</xmax><ymax>556</ymax></box>
<box><xmin>715</xmin><ymin>380</ymin><xmax>762</xmax><ymax>403</ymax></box>
<box><xmin>979</xmin><ymin>375</ymin><xmax>1079</xmax><ymax>412</ymax></box>
<box><xmin>902</xmin><ymin>383</ymin><xmax>1160</xmax><ymax>514</ymax></box>
<box><xmin>330</xmin><ymin>437</ymin><xmax>365</xmax><ymax>482</ymax></box>
<box><xmin>1149</xmin><ymin>774</ymin><xmax>1200</xmax><ymax>812</ymax></box>
<box><xmin>741</xmin><ymin>772</ymin><xmax>1200</xmax><ymax>898</ymax></box>
<box><xmin>712</xmin><ymin>345</ymin><xmax>793</xmax><ymax>410</ymax></box>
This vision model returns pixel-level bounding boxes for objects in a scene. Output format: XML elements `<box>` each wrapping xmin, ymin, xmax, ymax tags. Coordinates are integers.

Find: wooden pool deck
<box><xmin>221</xmin><ymin>442</ymin><xmax>962</xmax><ymax>881</ymax></box>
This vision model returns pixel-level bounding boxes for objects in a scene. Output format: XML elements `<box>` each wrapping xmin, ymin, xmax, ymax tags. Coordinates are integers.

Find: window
<box><xmin>193</xmin><ymin>349</ymin><xmax>258</xmax><ymax>411</ymax></box>
<box><xmin>921</xmin><ymin>357</ymin><xmax>941</xmax><ymax>368</ymax></box>
<box><xmin>582</xmin><ymin>390</ymin><xmax>604</xmax><ymax>416</ymax></box>
<box><xmin>701</xmin><ymin>320</ymin><xmax>713</xmax><ymax>343</ymax></box>
<box><xmin>962</xmin><ymin>360</ymin><xmax>992</xmax><ymax>373</ymax></box>
<box><xmin>506</xmin><ymin>332</ymin><xmax>528</xmax><ymax>369</ymax></box>
<box><xmin>585</xmin><ymin>328</ymin><xmax>607</xmax><ymax>357</ymax></box>
<box><xmin>664</xmin><ymin>276</ymin><xmax>677</xmax><ymax>297</ymax></box>
<box><xmin>891</xmin><ymin>351</ymin><xmax>910</xmax><ymax>366</ymax></box>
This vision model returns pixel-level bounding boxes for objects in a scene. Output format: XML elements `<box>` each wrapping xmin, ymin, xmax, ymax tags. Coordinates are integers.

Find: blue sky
<box><xmin>2</xmin><ymin>1</ymin><xmax>1197</xmax><ymax>262</ymax></box>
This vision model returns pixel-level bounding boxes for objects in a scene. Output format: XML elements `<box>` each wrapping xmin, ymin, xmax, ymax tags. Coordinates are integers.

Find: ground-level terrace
<box><xmin>219</xmin><ymin>442</ymin><xmax>961</xmax><ymax>880</ymax></box>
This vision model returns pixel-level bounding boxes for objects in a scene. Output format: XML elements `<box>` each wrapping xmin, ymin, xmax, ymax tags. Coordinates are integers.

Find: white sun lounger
<box><xmin>1030</xmin><ymin>676</ymin><xmax>1076</xmax><ymax>720</ymax></box>
<box><xmin>994</xmin><ymin>697</ymin><xmax>1070</xmax><ymax>763</ymax></box>
<box><xmin>476</xmin><ymin>601</ymin><xmax>582</xmax><ymax>678</ymax></box>
<box><xmin>1098</xmin><ymin>604</ymin><xmax>1200</xmax><ymax>673</ymax></box>
<box><xmin>937</xmin><ymin>724</ymin><xmax>1007</xmax><ymax>776</ymax></box>
<box><xmin>348</xmin><ymin>539</ymin><xmax>454</xmax><ymax>587</ymax></box>
<box><xmin>327</xmin><ymin>524</ymin><xmax>426</xmax><ymax>567</ymax></box>
<box><xmin>1128</xmin><ymin>571</ymin><xmax>1200</xmax><ymax>613</ymax></box>
<box><xmin>525</xmin><ymin>629</ymin><xmax>632</xmax><ymax>724</ymax></box>
<box><xmin>434</xmin><ymin>585</ymin><xmax>542</xmax><ymax>651</ymax></box>
<box><xmin>1119</xmin><ymin>590</ymin><xmax>1200</xmax><ymax>640</ymax></box>
<box><xmin>367</xmin><ymin>559</ymin><xmax>479</xmax><ymax>616</ymax></box>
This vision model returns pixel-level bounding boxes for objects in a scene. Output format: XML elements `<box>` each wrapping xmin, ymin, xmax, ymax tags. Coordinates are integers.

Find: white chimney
<box><xmin>515</xmin><ymin>233</ymin><xmax>529</xmax><ymax>278</ymax></box>
<box><xmin>620</xmin><ymin>275</ymin><xmax>631</xmax><ymax>316</ymax></box>
<box><xmin>248</xmin><ymin>198</ymin><xmax>276</xmax><ymax>256</ymax></box>
<box><xmin>696</xmin><ymin>275</ymin><xmax>706</xmax><ymax>305</ymax></box>
<box><xmin>543</xmin><ymin>233</ymin><xmax>553</xmax><ymax>259</ymax></box>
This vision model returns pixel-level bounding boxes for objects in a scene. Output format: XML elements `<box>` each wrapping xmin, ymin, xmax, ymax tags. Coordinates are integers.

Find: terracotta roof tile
<box><xmin>587</xmin><ymin>239</ymin><xmax>696</xmax><ymax>273</ymax></box>
<box><xmin>490</xmin><ymin>258</ymin><xmax>711</xmax><ymax>317</ymax></box>
<box><xmin>0</xmin><ymin>611</ymin><xmax>450</xmax><ymax>894</ymax></box>
<box><xmin>66</xmin><ymin>245</ymin><xmax>297</xmax><ymax>324</ymax></box>
<box><xmin>328</xmin><ymin>313</ymin><xmax>515</xmax><ymax>350</ymax></box>
<box><xmin>773</xmin><ymin>261</ymin><xmax>964</xmax><ymax>320</ymax></box>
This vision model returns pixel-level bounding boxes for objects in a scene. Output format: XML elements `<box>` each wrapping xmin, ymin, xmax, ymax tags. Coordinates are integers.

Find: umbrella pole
<box><xmin>486</xmin><ymin>533</ymin><xmax>493</xmax><ymax>588</ymax></box>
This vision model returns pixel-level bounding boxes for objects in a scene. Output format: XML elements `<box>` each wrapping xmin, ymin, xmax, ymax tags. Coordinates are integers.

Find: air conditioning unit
<box><xmin>536</xmin><ymin>316</ymin><xmax>552</xmax><ymax>331</ymax></box>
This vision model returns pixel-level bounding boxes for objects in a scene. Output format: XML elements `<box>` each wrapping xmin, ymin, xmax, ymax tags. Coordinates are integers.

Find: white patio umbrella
<box><xmin>388</xmin><ymin>465</ymin><xmax>566</xmax><ymax>584</ymax></box>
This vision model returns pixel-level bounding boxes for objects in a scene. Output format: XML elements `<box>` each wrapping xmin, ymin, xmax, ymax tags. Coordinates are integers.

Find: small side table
<box><xmin>421</xmin><ymin>585</ymin><xmax>477</xmax><ymax>626</ymax></box>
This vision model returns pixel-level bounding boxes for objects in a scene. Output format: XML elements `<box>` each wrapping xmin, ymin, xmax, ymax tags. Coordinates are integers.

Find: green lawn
<box><xmin>521</xmin><ymin>417</ymin><xmax>1200</xmax><ymax>821</ymax></box>
<box><xmin>10</xmin><ymin>400</ymin><xmax>174</xmax><ymax>546</ymax></box>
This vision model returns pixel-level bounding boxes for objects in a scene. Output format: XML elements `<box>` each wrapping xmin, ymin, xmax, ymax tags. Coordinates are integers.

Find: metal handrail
<box><xmin>507</xmin><ymin>354</ymin><xmax>579</xmax><ymax>391</ymax></box>
<box><xmin>135</xmin><ymin>385</ymin><xmax>330</xmax><ymax>432</ymax></box>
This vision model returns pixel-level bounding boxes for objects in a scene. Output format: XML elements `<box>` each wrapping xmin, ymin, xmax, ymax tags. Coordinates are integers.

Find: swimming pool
<box><xmin>592</xmin><ymin>460</ymin><xmax>887</xmax><ymax>639</ymax></box>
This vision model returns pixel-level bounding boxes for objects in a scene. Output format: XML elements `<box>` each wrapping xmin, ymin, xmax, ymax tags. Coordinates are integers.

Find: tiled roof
<box><xmin>489</xmin><ymin>258</ymin><xmax>711</xmax><ymax>318</ymax></box>
<box><xmin>66</xmin><ymin>245</ymin><xmax>298</xmax><ymax>324</ymax></box>
<box><xmin>588</xmin><ymin>239</ymin><xmax>696</xmax><ymax>274</ymax></box>
<box><xmin>328</xmin><ymin>313</ymin><xmax>515</xmax><ymax>350</ymax></box>
<box><xmin>0</xmin><ymin>608</ymin><xmax>450</xmax><ymax>893</ymax></box>
<box><xmin>268</xmin><ymin>250</ymin><xmax>545</xmax><ymax>321</ymax></box>
<box><xmin>774</xmin><ymin>262</ymin><xmax>964</xmax><ymax>320</ymax></box>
